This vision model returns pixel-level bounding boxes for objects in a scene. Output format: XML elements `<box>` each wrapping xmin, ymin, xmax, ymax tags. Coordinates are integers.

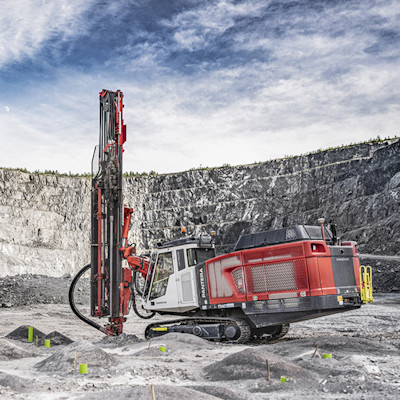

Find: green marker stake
<box><xmin>79</xmin><ymin>364</ymin><xmax>88</xmax><ymax>374</ymax></box>
<box><xmin>322</xmin><ymin>353</ymin><xmax>332</xmax><ymax>359</ymax></box>
<box><xmin>44</xmin><ymin>339</ymin><xmax>51</xmax><ymax>348</ymax></box>
<box><xmin>159</xmin><ymin>345</ymin><xmax>166</xmax><ymax>352</ymax></box>
<box><xmin>280</xmin><ymin>376</ymin><xmax>287</xmax><ymax>383</ymax></box>
<box><xmin>28</xmin><ymin>327</ymin><xmax>33</xmax><ymax>342</ymax></box>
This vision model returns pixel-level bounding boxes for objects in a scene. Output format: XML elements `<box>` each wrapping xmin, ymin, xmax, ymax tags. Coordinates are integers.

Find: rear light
<box><xmin>300</xmin><ymin>291</ymin><xmax>306</xmax><ymax>297</ymax></box>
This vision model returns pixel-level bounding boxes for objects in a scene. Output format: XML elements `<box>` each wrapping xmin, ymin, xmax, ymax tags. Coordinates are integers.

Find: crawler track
<box><xmin>145</xmin><ymin>317</ymin><xmax>253</xmax><ymax>343</ymax></box>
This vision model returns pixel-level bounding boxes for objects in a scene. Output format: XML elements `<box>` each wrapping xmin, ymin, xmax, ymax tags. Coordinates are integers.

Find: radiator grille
<box><xmin>248</xmin><ymin>259</ymin><xmax>307</xmax><ymax>293</ymax></box>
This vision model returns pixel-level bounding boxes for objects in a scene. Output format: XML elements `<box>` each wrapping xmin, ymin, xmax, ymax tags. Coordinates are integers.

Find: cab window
<box><xmin>150</xmin><ymin>252</ymin><xmax>174</xmax><ymax>299</ymax></box>
<box><xmin>186</xmin><ymin>248</ymin><xmax>215</xmax><ymax>267</ymax></box>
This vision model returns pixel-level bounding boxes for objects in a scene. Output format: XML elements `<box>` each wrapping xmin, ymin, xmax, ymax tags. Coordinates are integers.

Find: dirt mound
<box><xmin>204</xmin><ymin>348</ymin><xmax>314</xmax><ymax>381</ymax></box>
<box><xmin>133</xmin><ymin>333</ymin><xmax>214</xmax><ymax>357</ymax></box>
<box><xmin>159</xmin><ymin>332</ymin><xmax>214</xmax><ymax>347</ymax></box>
<box><xmin>34</xmin><ymin>340</ymin><xmax>118</xmax><ymax>374</ymax></box>
<box><xmin>99</xmin><ymin>333</ymin><xmax>143</xmax><ymax>347</ymax></box>
<box><xmin>0</xmin><ymin>371</ymin><xmax>37</xmax><ymax>393</ymax></box>
<box><xmin>70</xmin><ymin>384</ymin><xmax>219</xmax><ymax>399</ymax></box>
<box><xmin>5</xmin><ymin>325</ymin><xmax>46</xmax><ymax>342</ymax></box>
<box><xmin>39</xmin><ymin>331</ymin><xmax>73</xmax><ymax>346</ymax></box>
<box><xmin>0</xmin><ymin>339</ymin><xmax>37</xmax><ymax>360</ymax></box>
<box><xmin>190</xmin><ymin>385</ymin><xmax>245</xmax><ymax>400</ymax></box>
<box><xmin>270</xmin><ymin>336</ymin><xmax>398</xmax><ymax>357</ymax></box>
<box><xmin>0</xmin><ymin>275</ymin><xmax>90</xmax><ymax>307</ymax></box>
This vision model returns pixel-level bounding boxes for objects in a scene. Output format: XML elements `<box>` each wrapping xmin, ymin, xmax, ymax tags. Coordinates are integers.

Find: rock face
<box><xmin>0</xmin><ymin>139</ymin><xmax>399</xmax><ymax>277</ymax></box>
<box><xmin>126</xmin><ymin>139</ymin><xmax>400</xmax><ymax>256</ymax></box>
<box><xmin>0</xmin><ymin>172</ymin><xmax>90</xmax><ymax>276</ymax></box>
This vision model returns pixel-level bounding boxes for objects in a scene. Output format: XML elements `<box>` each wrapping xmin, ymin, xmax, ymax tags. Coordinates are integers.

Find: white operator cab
<box><xmin>144</xmin><ymin>236</ymin><xmax>215</xmax><ymax>313</ymax></box>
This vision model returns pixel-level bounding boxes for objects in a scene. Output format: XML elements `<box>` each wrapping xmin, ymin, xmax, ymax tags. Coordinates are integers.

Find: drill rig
<box><xmin>69</xmin><ymin>89</ymin><xmax>373</xmax><ymax>342</ymax></box>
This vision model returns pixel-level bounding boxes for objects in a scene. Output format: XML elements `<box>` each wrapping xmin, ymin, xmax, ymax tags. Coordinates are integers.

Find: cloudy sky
<box><xmin>0</xmin><ymin>0</ymin><xmax>399</xmax><ymax>174</ymax></box>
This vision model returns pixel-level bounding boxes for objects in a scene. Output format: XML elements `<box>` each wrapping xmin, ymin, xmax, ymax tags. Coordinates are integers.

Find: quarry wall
<box><xmin>0</xmin><ymin>139</ymin><xmax>399</xmax><ymax>281</ymax></box>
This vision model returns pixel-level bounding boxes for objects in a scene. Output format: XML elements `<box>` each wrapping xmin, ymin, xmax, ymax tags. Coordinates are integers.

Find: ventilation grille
<box><xmin>247</xmin><ymin>259</ymin><xmax>307</xmax><ymax>293</ymax></box>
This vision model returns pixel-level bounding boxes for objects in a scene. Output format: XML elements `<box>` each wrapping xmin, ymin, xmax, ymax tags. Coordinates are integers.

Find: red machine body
<box><xmin>204</xmin><ymin>240</ymin><xmax>361</xmax><ymax>304</ymax></box>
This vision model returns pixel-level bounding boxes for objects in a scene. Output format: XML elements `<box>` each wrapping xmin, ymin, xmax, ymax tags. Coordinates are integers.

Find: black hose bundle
<box><xmin>69</xmin><ymin>264</ymin><xmax>107</xmax><ymax>334</ymax></box>
<box><xmin>131</xmin><ymin>271</ymin><xmax>155</xmax><ymax>319</ymax></box>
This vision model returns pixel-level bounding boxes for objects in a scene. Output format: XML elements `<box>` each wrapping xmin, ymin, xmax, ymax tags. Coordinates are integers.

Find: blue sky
<box><xmin>0</xmin><ymin>0</ymin><xmax>399</xmax><ymax>174</ymax></box>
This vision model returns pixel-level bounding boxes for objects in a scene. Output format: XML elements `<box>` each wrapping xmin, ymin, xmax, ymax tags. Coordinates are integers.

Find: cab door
<box><xmin>146</xmin><ymin>250</ymin><xmax>180</xmax><ymax>311</ymax></box>
<box><xmin>176</xmin><ymin>248</ymin><xmax>199</xmax><ymax>310</ymax></box>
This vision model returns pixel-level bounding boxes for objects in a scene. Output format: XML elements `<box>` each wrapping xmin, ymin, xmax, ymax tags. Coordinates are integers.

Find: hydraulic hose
<box><xmin>131</xmin><ymin>271</ymin><xmax>155</xmax><ymax>319</ymax></box>
<box><xmin>69</xmin><ymin>264</ymin><xmax>107</xmax><ymax>334</ymax></box>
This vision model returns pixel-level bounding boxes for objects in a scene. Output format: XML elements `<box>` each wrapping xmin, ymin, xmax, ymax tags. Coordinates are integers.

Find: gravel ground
<box><xmin>0</xmin><ymin>293</ymin><xmax>399</xmax><ymax>399</ymax></box>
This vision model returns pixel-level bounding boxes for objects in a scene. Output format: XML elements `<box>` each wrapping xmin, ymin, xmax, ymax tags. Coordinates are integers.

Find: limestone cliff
<box><xmin>127</xmin><ymin>138</ymin><xmax>400</xmax><ymax>255</ymax></box>
<box><xmin>0</xmin><ymin>138</ymin><xmax>399</xmax><ymax>277</ymax></box>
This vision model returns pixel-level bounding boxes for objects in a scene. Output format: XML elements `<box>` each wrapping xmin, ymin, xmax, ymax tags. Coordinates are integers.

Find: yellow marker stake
<box><xmin>322</xmin><ymin>353</ymin><xmax>332</xmax><ymax>359</ymax></box>
<box><xmin>44</xmin><ymin>339</ymin><xmax>51</xmax><ymax>348</ymax></box>
<box><xmin>28</xmin><ymin>327</ymin><xmax>33</xmax><ymax>342</ymax></box>
<box><xmin>280</xmin><ymin>376</ymin><xmax>287</xmax><ymax>383</ymax></box>
<box><xmin>79</xmin><ymin>364</ymin><xmax>88</xmax><ymax>374</ymax></box>
<box><xmin>158</xmin><ymin>346</ymin><xmax>166</xmax><ymax>352</ymax></box>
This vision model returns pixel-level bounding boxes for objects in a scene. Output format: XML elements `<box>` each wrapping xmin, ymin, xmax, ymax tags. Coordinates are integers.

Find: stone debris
<box><xmin>0</xmin><ymin>339</ymin><xmax>37</xmax><ymax>360</ymax></box>
<box><xmin>133</xmin><ymin>333</ymin><xmax>214</xmax><ymax>358</ymax></box>
<box><xmin>5</xmin><ymin>325</ymin><xmax>46</xmax><ymax>342</ymax></box>
<box><xmin>204</xmin><ymin>348</ymin><xmax>314</xmax><ymax>381</ymax></box>
<box><xmin>363</xmin><ymin>365</ymin><xmax>381</xmax><ymax>375</ymax></box>
<box><xmin>99</xmin><ymin>333</ymin><xmax>143</xmax><ymax>347</ymax></box>
<box><xmin>0</xmin><ymin>371</ymin><xmax>37</xmax><ymax>393</ymax></box>
<box><xmin>189</xmin><ymin>385</ymin><xmax>245</xmax><ymax>400</ymax></box>
<box><xmin>0</xmin><ymin>274</ymin><xmax>89</xmax><ymax>307</ymax></box>
<box><xmin>39</xmin><ymin>331</ymin><xmax>73</xmax><ymax>346</ymax></box>
<box><xmin>70</xmin><ymin>385</ymin><xmax>219</xmax><ymax>399</ymax></box>
<box><xmin>0</xmin><ymin>297</ymin><xmax>399</xmax><ymax>399</ymax></box>
<box><xmin>34</xmin><ymin>340</ymin><xmax>118</xmax><ymax>374</ymax></box>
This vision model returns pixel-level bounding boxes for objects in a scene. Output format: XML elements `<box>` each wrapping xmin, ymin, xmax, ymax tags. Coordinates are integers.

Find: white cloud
<box><xmin>0</xmin><ymin>0</ymin><xmax>95</xmax><ymax>68</ymax></box>
<box><xmin>4</xmin><ymin>106</ymin><xmax>10</xmax><ymax>113</ymax></box>
<box><xmin>163</xmin><ymin>0</ymin><xmax>268</xmax><ymax>51</ymax></box>
<box><xmin>1</xmin><ymin>55</ymin><xmax>399</xmax><ymax>175</ymax></box>
<box><xmin>0</xmin><ymin>0</ymin><xmax>399</xmax><ymax>175</ymax></box>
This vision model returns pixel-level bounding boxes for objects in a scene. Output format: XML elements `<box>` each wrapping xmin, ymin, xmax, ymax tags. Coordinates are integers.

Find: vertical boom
<box><xmin>90</xmin><ymin>89</ymin><xmax>127</xmax><ymax>335</ymax></box>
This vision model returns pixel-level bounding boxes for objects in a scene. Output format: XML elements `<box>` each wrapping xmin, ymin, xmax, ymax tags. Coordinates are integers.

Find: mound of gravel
<box><xmin>38</xmin><ymin>331</ymin><xmax>73</xmax><ymax>346</ymax></box>
<box><xmin>271</xmin><ymin>336</ymin><xmax>399</xmax><ymax>357</ymax></box>
<box><xmin>0</xmin><ymin>274</ymin><xmax>90</xmax><ymax>307</ymax></box>
<box><xmin>190</xmin><ymin>385</ymin><xmax>245</xmax><ymax>400</ymax></box>
<box><xmin>158</xmin><ymin>332</ymin><xmax>213</xmax><ymax>347</ymax></box>
<box><xmin>133</xmin><ymin>333</ymin><xmax>213</xmax><ymax>358</ymax></box>
<box><xmin>204</xmin><ymin>348</ymin><xmax>314</xmax><ymax>381</ymax></box>
<box><xmin>0</xmin><ymin>371</ymin><xmax>37</xmax><ymax>393</ymax></box>
<box><xmin>5</xmin><ymin>325</ymin><xmax>45</xmax><ymax>342</ymax></box>
<box><xmin>34</xmin><ymin>340</ymin><xmax>118</xmax><ymax>374</ymax></box>
<box><xmin>99</xmin><ymin>333</ymin><xmax>143</xmax><ymax>347</ymax></box>
<box><xmin>0</xmin><ymin>339</ymin><xmax>37</xmax><ymax>360</ymax></box>
<box><xmin>70</xmin><ymin>384</ymin><xmax>220</xmax><ymax>400</ymax></box>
